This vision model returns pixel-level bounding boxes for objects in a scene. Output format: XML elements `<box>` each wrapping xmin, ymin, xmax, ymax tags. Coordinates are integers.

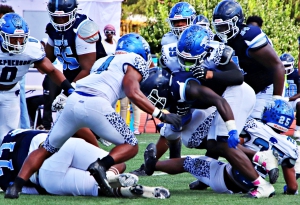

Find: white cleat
<box><xmin>129</xmin><ymin>184</ymin><xmax>171</xmax><ymax>199</ymax></box>
<box><xmin>247</xmin><ymin>182</ymin><xmax>275</xmax><ymax>198</ymax></box>
<box><xmin>253</xmin><ymin>150</ymin><xmax>279</xmax><ymax>184</ymax></box>
<box><xmin>108</xmin><ymin>173</ymin><xmax>139</xmax><ymax>188</ymax></box>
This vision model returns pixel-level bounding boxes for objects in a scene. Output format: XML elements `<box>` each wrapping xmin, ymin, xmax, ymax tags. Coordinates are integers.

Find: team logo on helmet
<box><xmin>12</xmin><ymin>15</ymin><xmax>23</xmax><ymax>29</ymax></box>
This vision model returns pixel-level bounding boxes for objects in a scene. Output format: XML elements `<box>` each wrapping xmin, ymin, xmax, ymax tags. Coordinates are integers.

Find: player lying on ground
<box><xmin>0</xmin><ymin>129</ymin><xmax>170</xmax><ymax>199</ymax></box>
<box><xmin>143</xmin><ymin>100</ymin><xmax>299</xmax><ymax>196</ymax></box>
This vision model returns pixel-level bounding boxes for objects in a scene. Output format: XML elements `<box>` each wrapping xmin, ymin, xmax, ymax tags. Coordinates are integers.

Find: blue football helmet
<box><xmin>176</xmin><ymin>25</ymin><xmax>210</xmax><ymax>71</ymax></box>
<box><xmin>167</xmin><ymin>2</ymin><xmax>196</xmax><ymax>36</ymax></box>
<box><xmin>116</xmin><ymin>33</ymin><xmax>152</xmax><ymax>68</ymax></box>
<box><xmin>193</xmin><ymin>15</ymin><xmax>210</xmax><ymax>28</ymax></box>
<box><xmin>212</xmin><ymin>0</ymin><xmax>244</xmax><ymax>42</ymax></box>
<box><xmin>140</xmin><ymin>67</ymin><xmax>171</xmax><ymax>109</ymax></box>
<box><xmin>280</xmin><ymin>53</ymin><xmax>295</xmax><ymax>75</ymax></box>
<box><xmin>47</xmin><ymin>0</ymin><xmax>78</xmax><ymax>31</ymax></box>
<box><xmin>262</xmin><ymin>99</ymin><xmax>294</xmax><ymax>133</ymax></box>
<box><xmin>0</xmin><ymin>13</ymin><xmax>29</xmax><ymax>54</ymax></box>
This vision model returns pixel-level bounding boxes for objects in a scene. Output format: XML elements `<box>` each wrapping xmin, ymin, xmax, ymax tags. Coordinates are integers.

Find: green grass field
<box><xmin>1</xmin><ymin>133</ymin><xmax>299</xmax><ymax>205</ymax></box>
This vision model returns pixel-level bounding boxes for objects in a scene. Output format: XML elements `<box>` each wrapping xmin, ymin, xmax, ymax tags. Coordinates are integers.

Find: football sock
<box><xmin>100</xmin><ymin>155</ymin><xmax>115</xmax><ymax>170</ymax></box>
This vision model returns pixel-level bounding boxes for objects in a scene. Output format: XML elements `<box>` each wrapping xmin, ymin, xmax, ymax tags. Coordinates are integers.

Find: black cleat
<box><xmin>189</xmin><ymin>180</ymin><xmax>209</xmax><ymax>190</ymax></box>
<box><xmin>144</xmin><ymin>143</ymin><xmax>157</xmax><ymax>176</ymax></box>
<box><xmin>87</xmin><ymin>158</ymin><xmax>114</xmax><ymax>197</ymax></box>
<box><xmin>129</xmin><ymin>164</ymin><xmax>147</xmax><ymax>176</ymax></box>
<box><xmin>4</xmin><ymin>183</ymin><xmax>20</xmax><ymax>199</ymax></box>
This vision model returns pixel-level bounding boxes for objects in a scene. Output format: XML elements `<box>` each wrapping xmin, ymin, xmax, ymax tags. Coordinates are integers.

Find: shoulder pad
<box><xmin>76</xmin><ymin>20</ymin><xmax>99</xmax><ymax>43</ymax></box>
<box><xmin>240</xmin><ymin>25</ymin><xmax>268</xmax><ymax>50</ymax></box>
<box><xmin>219</xmin><ymin>45</ymin><xmax>234</xmax><ymax>65</ymax></box>
<box><xmin>161</xmin><ymin>32</ymin><xmax>177</xmax><ymax>46</ymax></box>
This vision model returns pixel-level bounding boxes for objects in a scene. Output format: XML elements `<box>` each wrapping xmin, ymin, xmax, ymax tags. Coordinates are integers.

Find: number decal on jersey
<box><xmin>286</xmin><ymin>136</ymin><xmax>296</xmax><ymax>145</ymax></box>
<box><xmin>96</xmin><ymin>56</ymin><xmax>115</xmax><ymax>74</ymax></box>
<box><xmin>54</xmin><ymin>39</ymin><xmax>79</xmax><ymax>71</ymax></box>
<box><xmin>278</xmin><ymin>116</ymin><xmax>292</xmax><ymax>127</ymax></box>
<box><xmin>0</xmin><ymin>142</ymin><xmax>15</xmax><ymax>176</ymax></box>
<box><xmin>253</xmin><ymin>137</ymin><xmax>285</xmax><ymax>159</ymax></box>
<box><xmin>0</xmin><ymin>67</ymin><xmax>17</xmax><ymax>82</ymax></box>
<box><xmin>253</xmin><ymin>137</ymin><xmax>269</xmax><ymax>151</ymax></box>
<box><xmin>169</xmin><ymin>47</ymin><xmax>177</xmax><ymax>57</ymax></box>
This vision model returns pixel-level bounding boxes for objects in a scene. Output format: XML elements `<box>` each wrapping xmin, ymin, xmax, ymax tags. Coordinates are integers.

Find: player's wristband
<box><xmin>272</xmin><ymin>95</ymin><xmax>282</xmax><ymax>100</ymax></box>
<box><xmin>152</xmin><ymin>107</ymin><xmax>163</xmax><ymax>119</ymax></box>
<box><xmin>225</xmin><ymin>120</ymin><xmax>237</xmax><ymax>132</ymax></box>
<box><xmin>61</xmin><ymin>79</ymin><xmax>74</xmax><ymax>96</ymax></box>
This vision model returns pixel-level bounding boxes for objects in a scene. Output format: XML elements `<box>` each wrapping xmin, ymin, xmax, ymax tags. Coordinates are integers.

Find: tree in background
<box><xmin>139</xmin><ymin>0</ymin><xmax>300</xmax><ymax>61</ymax></box>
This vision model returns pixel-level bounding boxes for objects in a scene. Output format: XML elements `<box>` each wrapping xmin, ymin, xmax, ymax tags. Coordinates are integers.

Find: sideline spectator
<box><xmin>102</xmin><ymin>24</ymin><xmax>118</xmax><ymax>55</ymax></box>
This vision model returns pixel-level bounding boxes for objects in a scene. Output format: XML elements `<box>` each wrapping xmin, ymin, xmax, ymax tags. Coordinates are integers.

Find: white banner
<box><xmin>77</xmin><ymin>1</ymin><xmax>122</xmax><ymax>39</ymax></box>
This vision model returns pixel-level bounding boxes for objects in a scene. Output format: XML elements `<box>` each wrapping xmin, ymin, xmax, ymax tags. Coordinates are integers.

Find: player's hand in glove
<box><xmin>190</xmin><ymin>65</ymin><xmax>207</xmax><ymax>80</ymax></box>
<box><xmin>176</xmin><ymin>101</ymin><xmax>191</xmax><ymax>116</ymax></box>
<box><xmin>227</xmin><ymin>130</ymin><xmax>240</xmax><ymax>149</ymax></box>
<box><xmin>159</xmin><ymin>113</ymin><xmax>181</xmax><ymax>130</ymax></box>
<box><xmin>52</xmin><ymin>93</ymin><xmax>67</xmax><ymax>112</ymax></box>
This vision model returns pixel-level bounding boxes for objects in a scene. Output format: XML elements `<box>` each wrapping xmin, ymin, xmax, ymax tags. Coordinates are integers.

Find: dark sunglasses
<box><xmin>105</xmin><ymin>30</ymin><xmax>115</xmax><ymax>35</ymax></box>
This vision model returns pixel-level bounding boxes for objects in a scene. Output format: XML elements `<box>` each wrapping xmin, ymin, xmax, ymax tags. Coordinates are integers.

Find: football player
<box><xmin>279</xmin><ymin>53</ymin><xmax>300</xmax><ymax>141</ymax></box>
<box><xmin>145</xmin><ymin>99</ymin><xmax>299</xmax><ymax>196</ymax></box>
<box><xmin>0</xmin><ymin>129</ymin><xmax>170</xmax><ymax>199</ymax></box>
<box><xmin>171</xmin><ymin>25</ymin><xmax>277</xmax><ymax>198</ymax></box>
<box><xmin>45</xmin><ymin>0</ymin><xmax>106</xmax><ymax>84</ymax></box>
<box><xmin>0</xmin><ymin>13</ymin><xmax>74</xmax><ymax>144</ymax></box>
<box><xmin>5</xmin><ymin>33</ymin><xmax>181</xmax><ymax>199</ymax></box>
<box><xmin>212</xmin><ymin>0</ymin><xmax>285</xmax><ymax>120</ymax></box>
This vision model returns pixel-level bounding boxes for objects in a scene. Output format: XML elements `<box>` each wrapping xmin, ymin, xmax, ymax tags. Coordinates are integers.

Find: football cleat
<box><xmin>253</xmin><ymin>150</ymin><xmax>279</xmax><ymax>184</ymax></box>
<box><xmin>87</xmin><ymin>158</ymin><xmax>114</xmax><ymax>197</ymax></box>
<box><xmin>129</xmin><ymin>164</ymin><xmax>147</xmax><ymax>176</ymax></box>
<box><xmin>4</xmin><ymin>183</ymin><xmax>20</xmax><ymax>199</ymax></box>
<box><xmin>129</xmin><ymin>184</ymin><xmax>171</xmax><ymax>199</ymax></box>
<box><xmin>108</xmin><ymin>173</ymin><xmax>139</xmax><ymax>188</ymax></box>
<box><xmin>144</xmin><ymin>143</ymin><xmax>158</xmax><ymax>176</ymax></box>
<box><xmin>189</xmin><ymin>179</ymin><xmax>209</xmax><ymax>190</ymax></box>
<box><xmin>246</xmin><ymin>182</ymin><xmax>275</xmax><ymax>198</ymax></box>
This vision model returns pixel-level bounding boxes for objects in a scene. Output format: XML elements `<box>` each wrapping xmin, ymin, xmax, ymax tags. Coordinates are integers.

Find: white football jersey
<box><xmin>243</xmin><ymin>118</ymin><xmax>298</xmax><ymax>164</ymax></box>
<box><xmin>0</xmin><ymin>36</ymin><xmax>45</xmax><ymax>85</ymax></box>
<box><xmin>161</xmin><ymin>42</ymin><xmax>182</xmax><ymax>72</ymax></box>
<box><xmin>202</xmin><ymin>40</ymin><xmax>226</xmax><ymax>71</ymax></box>
<box><xmin>76</xmin><ymin>53</ymin><xmax>149</xmax><ymax>106</ymax></box>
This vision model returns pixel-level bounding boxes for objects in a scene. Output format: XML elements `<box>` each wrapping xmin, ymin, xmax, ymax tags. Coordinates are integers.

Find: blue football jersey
<box><xmin>0</xmin><ymin>129</ymin><xmax>47</xmax><ymax>191</ymax></box>
<box><xmin>46</xmin><ymin>13</ymin><xmax>106</xmax><ymax>82</ymax></box>
<box><xmin>169</xmin><ymin>71</ymin><xmax>212</xmax><ymax>110</ymax></box>
<box><xmin>218</xmin><ymin>25</ymin><xmax>271</xmax><ymax>93</ymax></box>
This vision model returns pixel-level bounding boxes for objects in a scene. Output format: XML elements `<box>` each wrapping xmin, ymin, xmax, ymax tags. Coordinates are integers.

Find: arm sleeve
<box><xmin>210</xmin><ymin>61</ymin><xmax>244</xmax><ymax>86</ymax></box>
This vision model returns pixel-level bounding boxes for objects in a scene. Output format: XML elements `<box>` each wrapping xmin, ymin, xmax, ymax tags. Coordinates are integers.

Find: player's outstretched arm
<box><xmin>123</xmin><ymin>66</ymin><xmax>181</xmax><ymax>129</ymax></box>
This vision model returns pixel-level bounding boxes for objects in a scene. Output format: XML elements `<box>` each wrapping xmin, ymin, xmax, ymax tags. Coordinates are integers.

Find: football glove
<box><xmin>52</xmin><ymin>93</ymin><xmax>67</xmax><ymax>112</ymax></box>
<box><xmin>159</xmin><ymin>113</ymin><xmax>181</xmax><ymax>130</ymax></box>
<box><xmin>227</xmin><ymin>130</ymin><xmax>239</xmax><ymax>149</ymax></box>
<box><xmin>190</xmin><ymin>65</ymin><xmax>207</xmax><ymax>80</ymax></box>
